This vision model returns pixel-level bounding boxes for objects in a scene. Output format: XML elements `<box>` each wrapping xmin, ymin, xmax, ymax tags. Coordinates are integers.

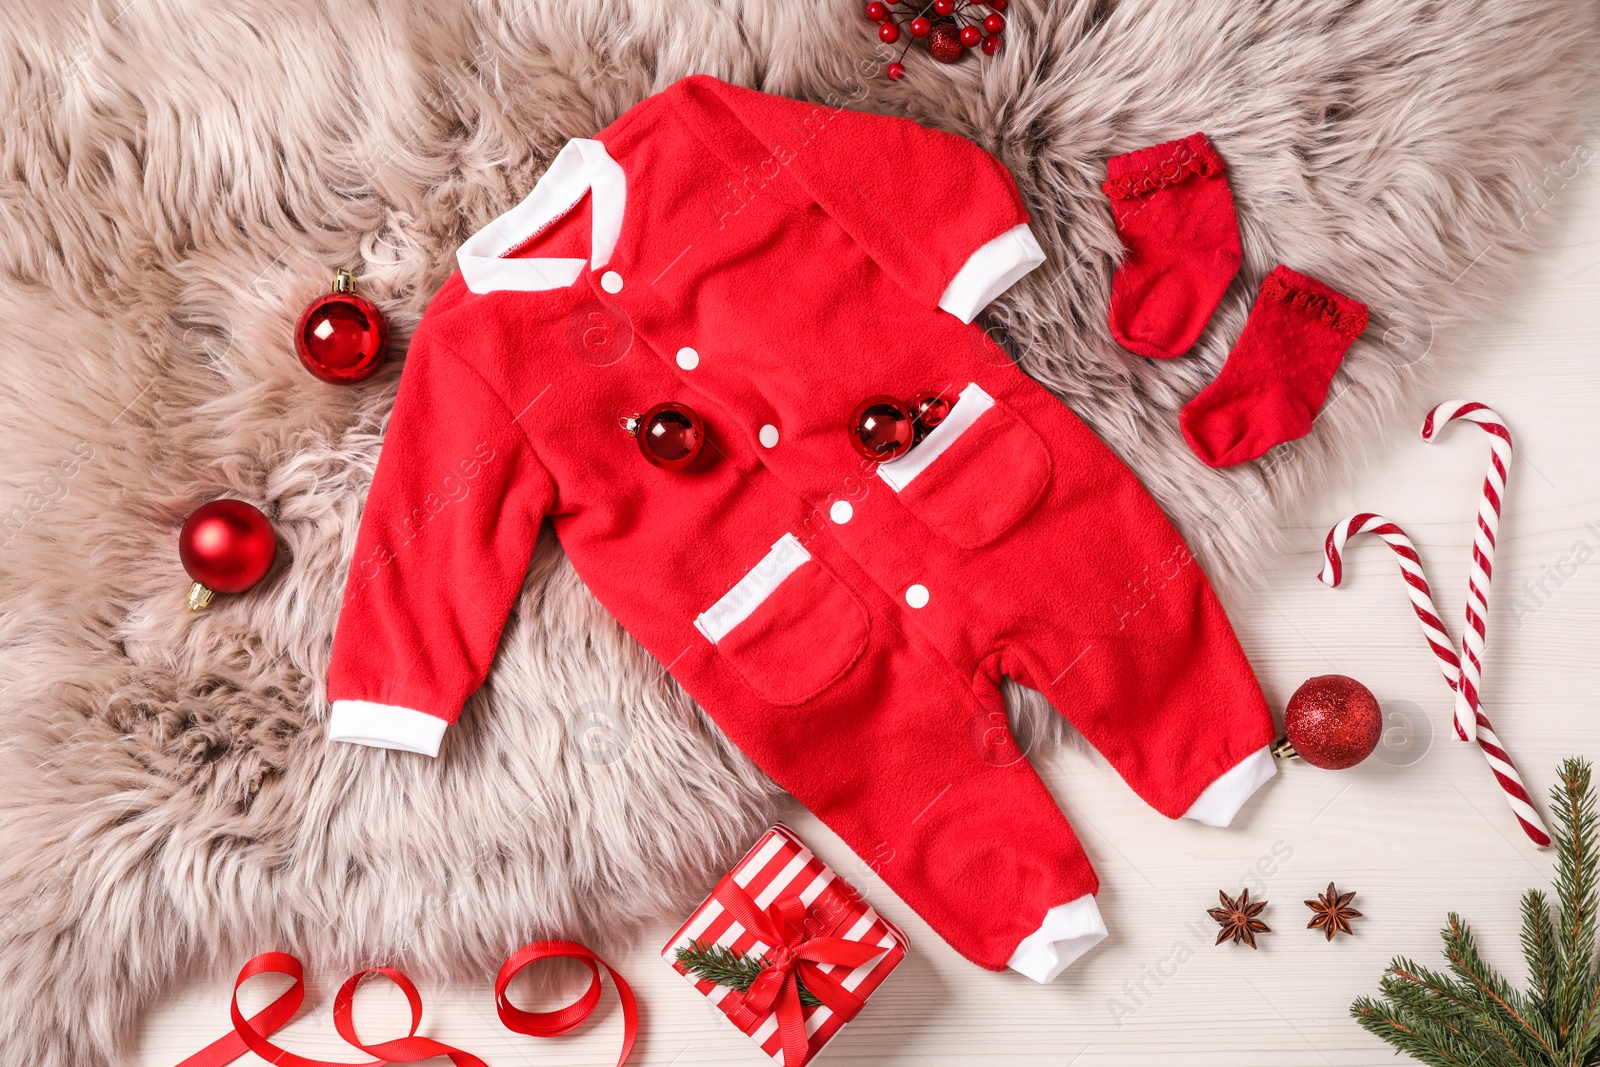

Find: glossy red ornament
<box><xmin>625</xmin><ymin>402</ymin><xmax>706</xmax><ymax>471</ymax></box>
<box><xmin>959</xmin><ymin>24</ymin><xmax>982</xmax><ymax>46</ymax></box>
<box><xmin>981</xmin><ymin>32</ymin><xmax>1003</xmax><ymax>55</ymax></box>
<box><xmin>987</xmin><ymin>0</ymin><xmax>1007</xmax><ymax>8</ymax></box>
<box><xmin>910</xmin><ymin>391</ymin><xmax>952</xmax><ymax>443</ymax></box>
<box><xmin>849</xmin><ymin>395</ymin><xmax>915</xmax><ymax>461</ymax></box>
<box><xmin>983</xmin><ymin>12</ymin><xmax>1005</xmax><ymax>32</ymax></box>
<box><xmin>927</xmin><ymin>21</ymin><xmax>964</xmax><ymax>61</ymax></box>
<box><xmin>878</xmin><ymin>21</ymin><xmax>901</xmax><ymax>42</ymax></box>
<box><xmin>865</xmin><ymin>1</ymin><xmax>889</xmax><ymax>20</ymax></box>
<box><xmin>886</xmin><ymin>61</ymin><xmax>907</xmax><ymax>80</ymax></box>
<box><xmin>1283</xmin><ymin>675</ymin><xmax>1383</xmax><ymax>770</ymax></box>
<box><xmin>933</xmin><ymin>0</ymin><xmax>955</xmax><ymax>14</ymax></box>
<box><xmin>179</xmin><ymin>499</ymin><xmax>277</xmax><ymax>611</ymax></box>
<box><xmin>910</xmin><ymin>16</ymin><xmax>931</xmax><ymax>36</ymax></box>
<box><xmin>293</xmin><ymin>269</ymin><xmax>388</xmax><ymax>384</ymax></box>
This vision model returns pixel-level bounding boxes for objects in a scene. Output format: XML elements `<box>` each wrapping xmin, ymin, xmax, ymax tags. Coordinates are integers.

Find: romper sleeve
<box><xmin>325</xmin><ymin>328</ymin><xmax>555</xmax><ymax>757</ymax></box>
<box><xmin>682</xmin><ymin>75</ymin><xmax>1046</xmax><ymax>323</ymax></box>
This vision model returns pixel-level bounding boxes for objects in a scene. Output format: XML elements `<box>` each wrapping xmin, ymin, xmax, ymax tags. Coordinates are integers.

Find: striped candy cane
<box><xmin>1421</xmin><ymin>401</ymin><xmax>1512</xmax><ymax>744</ymax></box>
<box><xmin>1320</xmin><ymin>513</ymin><xmax>1550</xmax><ymax>847</ymax></box>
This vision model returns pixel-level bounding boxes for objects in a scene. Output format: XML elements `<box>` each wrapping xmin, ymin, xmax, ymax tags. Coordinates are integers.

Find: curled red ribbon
<box><xmin>711</xmin><ymin>882</ymin><xmax>886</xmax><ymax>1067</ymax></box>
<box><xmin>175</xmin><ymin>941</ymin><xmax>634</xmax><ymax>1067</ymax></box>
<box><xmin>495</xmin><ymin>939</ymin><xmax>638</xmax><ymax>1065</ymax></box>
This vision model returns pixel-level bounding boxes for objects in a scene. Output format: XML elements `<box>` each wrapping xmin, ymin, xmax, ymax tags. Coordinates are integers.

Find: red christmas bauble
<box><xmin>850</xmin><ymin>395</ymin><xmax>915</xmax><ymax>461</ymax></box>
<box><xmin>865</xmin><ymin>0</ymin><xmax>889</xmax><ymax>19</ymax></box>
<box><xmin>878</xmin><ymin>21</ymin><xmax>901</xmax><ymax>43</ymax></box>
<box><xmin>910</xmin><ymin>16</ymin><xmax>931</xmax><ymax>36</ymax></box>
<box><xmin>987</xmin><ymin>0</ymin><xmax>1007</xmax><ymax>9</ymax></box>
<box><xmin>629</xmin><ymin>402</ymin><xmax>705</xmax><ymax>471</ymax></box>
<box><xmin>959</xmin><ymin>24</ymin><xmax>983</xmax><ymax>46</ymax></box>
<box><xmin>294</xmin><ymin>270</ymin><xmax>388</xmax><ymax>384</ymax></box>
<box><xmin>1284</xmin><ymin>675</ymin><xmax>1383</xmax><ymax>770</ymax></box>
<box><xmin>927</xmin><ymin>21</ymin><xmax>965</xmax><ymax>62</ymax></box>
<box><xmin>179</xmin><ymin>499</ymin><xmax>277</xmax><ymax>610</ymax></box>
<box><xmin>983</xmin><ymin>12</ymin><xmax>1005</xmax><ymax>32</ymax></box>
<box><xmin>981</xmin><ymin>32</ymin><xmax>1003</xmax><ymax>55</ymax></box>
<box><xmin>886</xmin><ymin>61</ymin><xmax>907</xmax><ymax>80</ymax></box>
<box><xmin>933</xmin><ymin>0</ymin><xmax>955</xmax><ymax>13</ymax></box>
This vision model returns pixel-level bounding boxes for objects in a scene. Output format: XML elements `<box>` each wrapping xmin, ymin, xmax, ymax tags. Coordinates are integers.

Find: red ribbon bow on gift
<box><xmin>712</xmin><ymin>880</ymin><xmax>887</xmax><ymax>1067</ymax></box>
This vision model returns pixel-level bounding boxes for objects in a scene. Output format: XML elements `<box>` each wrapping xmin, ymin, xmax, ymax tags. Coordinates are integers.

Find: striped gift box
<box><xmin>662</xmin><ymin>823</ymin><xmax>908</xmax><ymax>1064</ymax></box>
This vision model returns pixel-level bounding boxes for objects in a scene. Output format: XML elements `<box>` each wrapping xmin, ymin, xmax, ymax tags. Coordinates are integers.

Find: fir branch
<box><xmin>1554</xmin><ymin>758</ymin><xmax>1599</xmax><ymax>1048</ymax></box>
<box><xmin>676</xmin><ymin>939</ymin><xmax>822</xmax><ymax>1008</ymax></box>
<box><xmin>1564</xmin><ymin>979</ymin><xmax>1600</xmax><ymax>1067</ymax></box>
<box><xmin>1381</xmin><ymin>957</ymin><xmax>1480</xmax><ymax>1020</ymax></box>
<box><xmin>1522</xmin><ymin>888</ymin><xmax>1560</xmax><ymax>1029</ymax></box>
<box><xmin>1351</xmin><ymin>997</ymin><xmax>1506</xmax><ymax>1067</ymax></box>
<box><xmin>1443</xmin><ymin>913</ymin><xmax>1562</xmax><ymax>1064</ymax></box>
<box><xmin>1352</xmin><ymin>757</ymin><xmax>1600</xmax><ymax>1067</ymax></box>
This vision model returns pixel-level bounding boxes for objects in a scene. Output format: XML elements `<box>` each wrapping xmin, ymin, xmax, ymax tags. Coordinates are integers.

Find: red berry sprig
<box><xmin>864</xmin><ymin>0</ymin><xmax>1007</xmax><ymax>79</ymax></box>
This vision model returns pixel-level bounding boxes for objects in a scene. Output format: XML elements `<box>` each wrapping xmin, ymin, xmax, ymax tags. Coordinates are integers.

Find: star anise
<box><xmin>1305</xmin><ymin>882</ymin><xmax>1361</xmax><ymax>941</ymax></box>
<box><xmin>1208</xmin><ymin>888</ymin><xmax>1271</xmax><ymax>948</ymax></box>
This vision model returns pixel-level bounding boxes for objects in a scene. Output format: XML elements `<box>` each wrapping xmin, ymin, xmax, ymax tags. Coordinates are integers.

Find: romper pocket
<box><xmin>694</xmin><ymin>533</ymin><xmax>870</xmax><ymax>706</ymax></box>
<box><xmin>876</xmin><ymin>382</ymin><xmax>1051</xmax><ymax>549</ymax></box>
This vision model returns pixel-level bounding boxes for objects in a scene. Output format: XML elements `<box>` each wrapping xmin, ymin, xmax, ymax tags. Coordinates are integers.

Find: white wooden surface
<box><xmin>137</xmin><ymin>142</ymin><xmax>1600</xmax><ymax>1066</ymax></box>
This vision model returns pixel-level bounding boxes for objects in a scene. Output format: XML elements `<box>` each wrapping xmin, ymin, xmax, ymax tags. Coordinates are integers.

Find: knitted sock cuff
<box><xmin>1102</xmin><ymin>132</ymin><xmax>1225</xmax><ymax>200</ymax></box>
<box><xmin>1260</xmin><ymin>265</ymin><xmax>1370</xmax><ymax>340</ymax></box>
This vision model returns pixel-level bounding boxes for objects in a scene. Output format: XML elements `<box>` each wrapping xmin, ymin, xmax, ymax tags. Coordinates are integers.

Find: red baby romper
<box><xmin>326</xmin><ymin>75</ymin><xmax>1278</xmax><ymax>982</ymax></box>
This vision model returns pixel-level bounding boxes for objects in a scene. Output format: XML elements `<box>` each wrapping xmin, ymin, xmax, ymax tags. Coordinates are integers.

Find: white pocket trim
<box><xmin>876</xmin><ymin>382</ymin><xmax>994</xmax><ymax>492</ymax></box>
<box><xmin>694</xmin><ymin>533</ymin><xmax>811</xmax><ymax>644</ymax></box>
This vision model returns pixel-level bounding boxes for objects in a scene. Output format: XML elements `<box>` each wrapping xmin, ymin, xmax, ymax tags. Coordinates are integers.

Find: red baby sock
<box><xmin>1103</xmin><ymin>132</ymin><xmax>1241</xmax><ymax>359</ymax></box>
<box><xmin>1180</xmin><ymin>265</ymin><xmax>1369</xmax><ymax>468</ymax></box>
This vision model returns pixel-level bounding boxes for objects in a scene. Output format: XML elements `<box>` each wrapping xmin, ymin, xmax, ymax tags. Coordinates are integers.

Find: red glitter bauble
<box><xmin>293</xmin><ymin>271</ymin><xmax>388</xmax><ymax>384</ymax></box>
<box><xmin>630</xmin><ymin>402</ymin><xmax>705</xmax><ymax>471</ymax></box>
<box><xmin>850</xmin><ymin>395</ymin><xmax>915</xmax><ymax>460</ymax></box>
<box><xmin>1284</xmin><ymin>675</ymin><xmax>1383</xmax><ymax>770</ymax></box>
<box><xmin>927</xmin><ymin>20</ymin><xmax>965</xmax><ymax>62</ymax></box>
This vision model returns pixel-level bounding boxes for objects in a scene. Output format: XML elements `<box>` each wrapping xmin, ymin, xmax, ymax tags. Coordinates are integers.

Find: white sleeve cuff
<box><xmin>937</xmin><ymin>223</ymin><xmax>1047</xmax><ymax>323</ymax></box>
<box><xmin>1181</xmin><ymin>747</ymin><xmax>1277</xmax><ymax>828</ymax></box>
<box><xmin>328</xmin><ymin>699</ymin><xmax>448</xmax><ymax>757</ymax></box>
<box><xmin>1006</xmin><ymin>894</ymin><xmax>1108</xmax><ymax>983</ymax></box>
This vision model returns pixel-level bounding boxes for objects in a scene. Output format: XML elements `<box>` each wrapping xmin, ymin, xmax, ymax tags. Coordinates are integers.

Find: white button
<box><xmin>600</xmin><ymin>270</ymin><xmax>623</xmax><ymax>293</ymax></box>
<box><xmin>829</xmin><ymin>500</ymin><xmax>853</xmax><ymax>524</ymax></box>
<box><xmin>905</xmin><ymin>584</ymin><xmax>930</xmax><ymax>609</ymax></box>
<box><xmin>676</xmin><ymin>347</ymin><xmax>699</xmax><ymax>370</ymax></box>
<box><xmin>758</xmin><ymin>424</ymin><xmax>779</xmax><ymax>448</ymax></box>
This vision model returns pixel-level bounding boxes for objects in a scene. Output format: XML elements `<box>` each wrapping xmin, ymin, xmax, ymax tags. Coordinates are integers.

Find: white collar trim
<box><xmin>456</xmin><ymin>138</ymin><xmax>626</xmax><ymax>294</ymax></box>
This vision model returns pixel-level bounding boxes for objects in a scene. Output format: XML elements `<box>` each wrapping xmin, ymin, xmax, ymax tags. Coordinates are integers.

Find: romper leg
<box><xmin>686</xmin><ymin>557</ymin><xmax>1109</xmax><ymax>980</ymax></box>
<box><xmin>976</xmin><ymin>377</ymin><xmax>1279</xmax><ymax>826</ymax></box>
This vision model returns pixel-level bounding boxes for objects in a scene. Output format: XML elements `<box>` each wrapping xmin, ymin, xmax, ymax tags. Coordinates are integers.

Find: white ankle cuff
<box><xmin>1182</xmin><ymin>746</ymin><xmax>1277</xmax><ymax>827</ymax></box>
<box><xmin>1006</xmin><ymin>894</ymin><xmax>1108</xmax><ymax>983</ymax></box>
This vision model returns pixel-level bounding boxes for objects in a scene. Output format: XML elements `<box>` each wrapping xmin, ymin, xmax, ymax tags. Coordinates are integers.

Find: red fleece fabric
<box><xmin>327</xmin><ymin>76</ymin><xmax>1275</xmax><ymax>972</ymax></box>
<box><xmin>1180</xmin><ymin>265</ymin><xmax>1370</xmax><ymax>468</ymax></box>
<box><xmin>1103</xmin><ymin>132</ymin><xmax>1242</xmax><ymax>359</ymax></box>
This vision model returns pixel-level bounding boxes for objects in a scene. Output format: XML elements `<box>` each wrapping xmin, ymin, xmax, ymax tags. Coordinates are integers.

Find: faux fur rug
<box><xmin>0</xmin><ymin>0</ymin><xmax>1594</xmax><ymax>1062</ymax></box>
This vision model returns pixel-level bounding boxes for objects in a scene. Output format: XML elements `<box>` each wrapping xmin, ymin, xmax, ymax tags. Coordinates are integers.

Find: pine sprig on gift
<box><xmin>675</xmin><ymin>939</ymin><xmax>822</xmax><ymax>1008</ymax></box>
<box><xmin>1353</xmin><ymin>758</ymin><xmax>1600</xmax><ymax>1066</ymax></box>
